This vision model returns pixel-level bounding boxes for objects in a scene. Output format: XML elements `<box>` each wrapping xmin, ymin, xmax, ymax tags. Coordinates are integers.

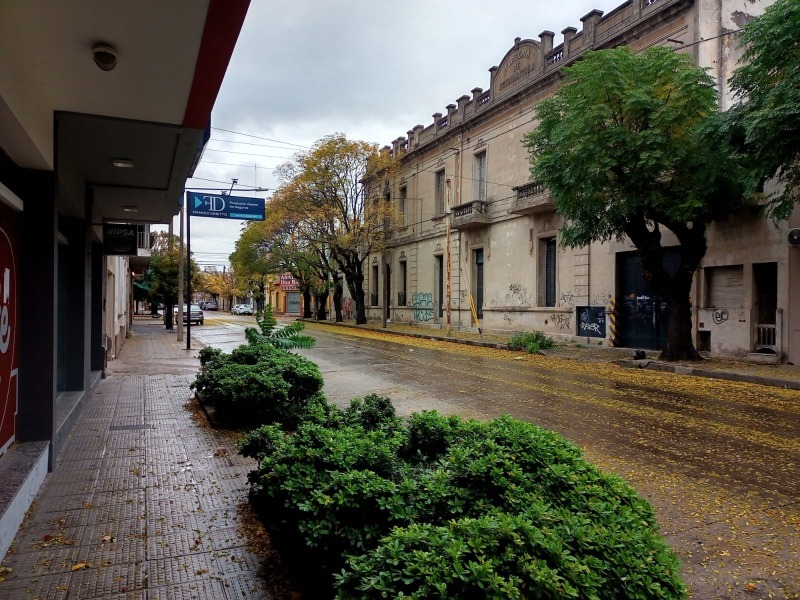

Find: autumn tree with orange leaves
<box><xmin>272</xmin><ymin>134</ymin><xmax>398</xmax><ymax>324</ymax></box>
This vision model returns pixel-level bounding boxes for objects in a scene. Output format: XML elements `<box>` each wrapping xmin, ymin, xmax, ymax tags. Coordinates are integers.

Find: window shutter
<box><xmin>707</xmin><ymin>266</ymin><xmax>743</xmax><ymax>308</ymax></box>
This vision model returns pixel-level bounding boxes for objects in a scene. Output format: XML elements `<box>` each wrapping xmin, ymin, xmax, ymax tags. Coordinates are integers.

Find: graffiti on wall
<box><xmin>342</xmin><ymin>297</ymin><xmax>353</xmax><ymax>320</ymax></box>
<box><xmin>558</xmin><ymin>291</ymin><xmax>575</xmax><ymax>308</ymax></box>
<box><xmin>549</xmin><ymin>313</ymin><xmax>572</xmax><ymax>330</ymax></box>
<box><xmin>590</xmin><ymin>292</ymin><xmax>612</xmax><ymax>307</ymax></box>
<box><xmin>712</xmin><ymin>309</ymin><xmax>729</xmax><ymax>325</ymax></box>
<box><xmin>506</xmin><ymin>284</ymin><xmax>532</xmax><ymax>306</ymax></box>
<box><xmin>577</xmin><ymin>306</ymin><xmax>606</xmax><ymax>338</ymax></box>
<box><xmin>412</xmin><ymin>292</ymin><xmax>433</xmax><ymax>322</ymax></box>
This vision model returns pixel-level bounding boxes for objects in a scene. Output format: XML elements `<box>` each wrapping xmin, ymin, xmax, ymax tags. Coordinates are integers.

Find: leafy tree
<box><xmin>275</xmin><ymin>134</ymin><xmax>397</xmax><ymax>324</ymax></box>
<box><xmin>142</xmin><ymin>232</ymin><xmax>202</xmax><ymax>328</ymax></box>
<box><xmin>230</xmin><ymin>223</ymin><xmax>276</xmax><ymax>313</ymax></box>
<box><xmin>728</xmin><ymin>0</ymin><xmax>800</xmax><ymax>220</ymax></box>
<box><xmin>524</xmin><ymin>46</ymin><xmax>754</xmax><ymax>361</ymax></box>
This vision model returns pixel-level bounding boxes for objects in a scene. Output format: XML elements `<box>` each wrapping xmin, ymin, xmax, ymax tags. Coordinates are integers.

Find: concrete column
<box><xmin>539</xmin><ymin>30</ymin><xmax>554</xmax><ymax>69</ymax></box>
<box><xmin>562</xmin><ymin>27</ymin><xmax>577</xmax><ymax>59</ymax></box>
<box><xmin>580</xmin><ymin>10</ymin><xmax>604</xmax><ymax>47</ymax></box>
<box><xmin>14</xmin><ymin>171</ymin><xmax>57</xmax><ymax>446</ymax></box>
<box><xmin>61</xmin><ymin>218</ymin><xmax>88</xmax><ymax>392</ymax></box>
<box><xmin>90</xmin><ymin>242</ymin><xmax>105</xmax><ymax>373</ymax></box>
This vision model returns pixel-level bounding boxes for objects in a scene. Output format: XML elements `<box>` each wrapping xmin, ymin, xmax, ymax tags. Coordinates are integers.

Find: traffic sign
<box><xmin>186</xmin><ymin>192</ymin><xmax>265</xmax><ymax>220</ymax></box>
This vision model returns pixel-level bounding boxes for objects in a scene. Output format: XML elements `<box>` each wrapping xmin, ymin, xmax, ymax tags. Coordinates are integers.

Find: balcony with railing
<box><xmin>509</xmin><ymin>182</ymin><xmax>554</xmax><ymax>215</ymax></box>
<box><xmin>450</xmin><ymin>201</ymin><xmax>490</xmax><ymax>230</ymax></box>
<box><xmin>129</xmin><ymin>224</ymin><xmax>152</xmax><ymax>273</ymax></box>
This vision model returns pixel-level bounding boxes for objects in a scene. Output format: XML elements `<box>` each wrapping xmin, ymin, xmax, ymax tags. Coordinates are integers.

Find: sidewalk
<box><xmin>306</xmin><ymin>319</ymin><xmax>800</xmax><ymax>390</ymax></box>
<box><xmin>0</xmin><ymin>321</ymin><xmax>271</xmax><ymax>599</ymax></box>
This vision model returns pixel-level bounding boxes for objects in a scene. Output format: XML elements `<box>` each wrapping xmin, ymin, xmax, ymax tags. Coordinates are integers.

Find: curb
<box><xmin>613</xmin><ymin>359</ymin><xmax>800</xmax><ymax>391</ymax></box>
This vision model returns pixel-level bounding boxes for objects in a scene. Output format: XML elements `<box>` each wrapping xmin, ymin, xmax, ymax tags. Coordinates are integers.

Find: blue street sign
<box><xmin>186</xmin><ymin>192</ymin><xmax>265</xmax><ymax>221</ymax></box>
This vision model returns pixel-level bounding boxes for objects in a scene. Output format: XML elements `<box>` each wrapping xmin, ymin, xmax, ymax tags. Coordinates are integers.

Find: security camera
<box><xmin>92</xmin><ymin>43</ymin><xmax>117</xmax><ymax>71</ymax></box>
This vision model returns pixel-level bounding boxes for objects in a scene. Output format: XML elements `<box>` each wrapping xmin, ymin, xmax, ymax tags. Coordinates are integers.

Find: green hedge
<box><xmin>190</xmin><ymin>342</ymin><xmax>324</xmax><ymax>427</ymax></box>
<box><xmin>242</xmin><ymin>405</ymin><xmax>685</xmax><ymax>598</ymax></box>
<box><xmin>508</xmin><ymin>330</ymin><xmax>556</xmax><ymax>353</ymax></box>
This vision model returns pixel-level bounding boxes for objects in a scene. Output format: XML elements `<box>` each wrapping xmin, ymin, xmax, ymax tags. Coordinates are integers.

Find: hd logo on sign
<box><xmin>186</xmin><ymin>192</ymin><xmax>265</xmax><ymax>221</ymax></box>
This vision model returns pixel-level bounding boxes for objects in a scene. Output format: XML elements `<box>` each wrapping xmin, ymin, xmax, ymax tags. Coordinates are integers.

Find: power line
<box><xmin>211</xmin><ymin>127</ymin><xmax>310</xmax><ymax>149</ymax></box>
<box><xmin>209</xmin><ymin>138</ymin><xmax>303</xmax><ymax>152</ymax></box>
<box><xmin>196</xmin><ymin>159</ymin><xmax>278</xmax><ymax>169</ymax></box>
<box><xmin>203</xmin><ymin>148</ymin><xmax>295</xmax><ymax>160</ymax></box>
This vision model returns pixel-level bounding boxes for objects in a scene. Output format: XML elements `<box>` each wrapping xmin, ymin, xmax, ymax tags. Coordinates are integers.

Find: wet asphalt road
<box><xmin>196</xmin><ymin>314</ymin><xmax>800</xmax><ymax>599</ymax></box>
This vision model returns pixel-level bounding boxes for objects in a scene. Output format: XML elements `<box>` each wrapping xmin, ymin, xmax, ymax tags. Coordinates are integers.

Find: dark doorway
<box><xmin>753</xmin><ymin>262</ymin><xmax>778</xmax><ymax>352</ymax></box>
<box><xmin>474</xmin><ymin>248</ymin><xmax>484</xmax><ymax>319</ymax></box>
<box><xmin>545</xmin><ymin>238</ymin><xmax>557</xmax><ymax>307</ymax></box>
<box><xmin>617</xmin><ymin>249</ymin><xmax>680</xmax><ymax>350</ymax></box>
<box><xmin>753</xmin><ymin>262</ymin><xmax>777</xmax><ymax>325</ymax></box>
<box><xmin>436</xmin><ymin>255</ymin><xmax>444</xmax><ymax>319</ymax></box>
<box><xmin>385</xmin><ymin>264</ymin><xmax>391</xmax><ymax>320</ymax></box>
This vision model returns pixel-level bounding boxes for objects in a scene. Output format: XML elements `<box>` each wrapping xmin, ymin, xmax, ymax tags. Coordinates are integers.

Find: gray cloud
<box><xmin>180</xmin><ymin>0</ymin><xmax>627</xmax><ymax>263</ymax></box>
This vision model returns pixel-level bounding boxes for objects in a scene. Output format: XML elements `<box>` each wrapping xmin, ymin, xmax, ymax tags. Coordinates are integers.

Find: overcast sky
<box><xmin>180</xmin><ymin>0</ymin><xmax>626</xmax><ymax>269</ymax></box>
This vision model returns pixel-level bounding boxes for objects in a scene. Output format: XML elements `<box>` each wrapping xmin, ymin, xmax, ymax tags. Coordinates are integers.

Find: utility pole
<box><xmin>445</xmin><ymin>179</ymin><xmax>452</xmax><ymax>331</ymax></box>
<box><xmin>177</xmin><ymin>201</ymin><xmax>185</xmax><ymax>341</ymax></box>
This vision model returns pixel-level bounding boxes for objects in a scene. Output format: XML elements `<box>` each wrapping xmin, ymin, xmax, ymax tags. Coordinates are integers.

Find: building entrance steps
<box><xmin>0</xmin><ymin>321</ymin><xmax>272</xmax><ymax>599</ymax></box>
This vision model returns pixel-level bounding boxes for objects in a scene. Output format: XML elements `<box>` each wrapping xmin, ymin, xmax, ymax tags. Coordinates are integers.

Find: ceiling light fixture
<box><xmin>122</xmin><ymin>205</ymin><xmax>138</xmax><ymax>213</ymax></box>
<box><xmin>112</xmin><ymin>158</ymin><xmax>134</xmax><ymax>168</ymax></box>
<box><xmin>93</xmin><ymin>43</ymin><xmax>118</xmax><ymax>71</ymax></box>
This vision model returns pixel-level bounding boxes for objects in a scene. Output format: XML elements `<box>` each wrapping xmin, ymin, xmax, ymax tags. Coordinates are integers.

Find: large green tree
<box><xmin>524</xmin><ymin>46</ymin><xmax>753</xmax><ymax>361</ymax></box>
<box><xmin>728</xmin><ymin>0</ymin><xmax>800</xmax><ymax>219</ymax></box>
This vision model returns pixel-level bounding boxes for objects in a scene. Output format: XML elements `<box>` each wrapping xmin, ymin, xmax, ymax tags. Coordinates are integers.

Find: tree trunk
<box><xmin>623</xmin><ymin>217</ymin><xmax>707</xmax><ymax>362</ymax></box>
<box><xmin>333</xmin><ymin>275</ymin><xmax>343</xmax><ymax>322</ymax></box>
<box><xmin>315</xmin><ymin>289</ymin><xmax>329</xmax><ymax>321</ymax></box>
<box><xmin>302</xmin><ymin>288</ymin><xmax>313</xmax><ymax>319</ymax></box>
<box><xmin>337</xmin><ymin>251</ymin><xmax>367</xmax><ymax>325</ymax></box>
<box><xmin>660</xmin><ymin>292</ymin><xmax>701</xmax><ymax>361</ymax></box>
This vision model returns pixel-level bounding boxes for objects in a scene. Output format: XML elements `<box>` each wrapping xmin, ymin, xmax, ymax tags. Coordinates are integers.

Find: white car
<box><xmin>232</xmin><ymin>304</ymin><xmax>254</xmax><ymax>315</ymax></box>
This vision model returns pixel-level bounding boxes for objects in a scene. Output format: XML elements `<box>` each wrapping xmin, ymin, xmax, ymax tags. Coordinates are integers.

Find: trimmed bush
<box><xmin>190</xmin><ymin>342</ymin><xmax>324</xmax><ymax>427</ymax></box>
<box><xmin>508</xmin><ymin>330</ymin><xmax>556</xmax><ymax>353</ymax></box>
<box><xmin>342</xmin><ymin>394</ymin><xmax>401</xmax><ymax>431</ymax></box>
<box><xmin>244</xmin><ymin>411</ymin><xmax>685</xmax><ymax>599</ymax></box>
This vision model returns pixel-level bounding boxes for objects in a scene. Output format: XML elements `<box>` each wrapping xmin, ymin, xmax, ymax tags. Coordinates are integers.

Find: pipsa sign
<box><xmin>0</xmin><ymin>204</ymin><xmax>18</xmax><ymax>455</ymax></box>
<box><xmin>103</xmin><ymin>223</ymin><xmax>138</xmax><ymax>255</ymax></box>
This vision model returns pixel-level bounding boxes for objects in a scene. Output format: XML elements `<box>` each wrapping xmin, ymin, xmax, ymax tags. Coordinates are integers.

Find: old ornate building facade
<box><xmin>365</xmin><ymin>0</ymin><xmax>800</xmax><ymax>363</ymax></box>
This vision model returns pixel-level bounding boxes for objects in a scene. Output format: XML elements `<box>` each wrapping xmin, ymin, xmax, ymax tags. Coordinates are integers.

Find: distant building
<box><xmin>364</xmin><ymin>0</ymin><xmax>798</xmax><ymax>363</ymax></box>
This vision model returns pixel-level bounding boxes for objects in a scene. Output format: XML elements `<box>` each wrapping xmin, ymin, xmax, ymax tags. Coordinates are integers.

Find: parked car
<box><xmin>232</xmin><ymin>304</ymin><xmax>254</xmax><ymax>315</ymax></box>
<box><xmin>173</xmin><ymin>304</ymin><xmax>204</xmax><ymax>325</ymax></box>
<box><xmin>199</xmin><ymin>301</ymin><xmax>217</xmax><ymax>311</ymax></box>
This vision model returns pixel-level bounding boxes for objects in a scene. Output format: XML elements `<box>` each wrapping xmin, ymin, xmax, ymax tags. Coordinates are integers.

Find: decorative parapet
<box><xmin>391</xmin><ymin>0</ymin><xmax>676</xmax><ymax>152</ymax></box>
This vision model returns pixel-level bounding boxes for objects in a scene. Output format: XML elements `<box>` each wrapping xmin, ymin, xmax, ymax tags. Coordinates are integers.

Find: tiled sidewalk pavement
<box><xmin>0</xmin><ymin>322</ymin><xmax>272</xmax><ymax>599</ymax></box>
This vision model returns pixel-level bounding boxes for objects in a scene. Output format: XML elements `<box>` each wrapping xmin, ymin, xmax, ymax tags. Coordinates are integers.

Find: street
<box><xmin>197</xmin><ymin>313</ymin><xmax>800</xmax><ymax>599</ymax></box>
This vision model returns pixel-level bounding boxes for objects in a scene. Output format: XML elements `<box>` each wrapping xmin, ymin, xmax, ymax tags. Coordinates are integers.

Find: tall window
<box><xmin>399</xmin><ymin>261</ymin><xmax>407</xmax><ymax>306</ymax></box>
<box><xmin>538</xmin><ymin>237</ymin><xmax>557</xmax><ymax>307</ymax></box>
<box><xmin>435</xmin><ymin>170</ymin><xmax>445</xmax><ymax>214</ymax></box>
<box><xmin>371</xmin><ymin>264</ymin><xmax>379</xmax><ymax>306</ymax></box>
<box><xmin>474</xmin><ymin>151</ymin><xmax>487</xmax><ymax>202</ymax></box>
<box><xmin>399</xmin><ymin>186</ymin><xmax>407</xmax><ymax>226</ymax></box>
